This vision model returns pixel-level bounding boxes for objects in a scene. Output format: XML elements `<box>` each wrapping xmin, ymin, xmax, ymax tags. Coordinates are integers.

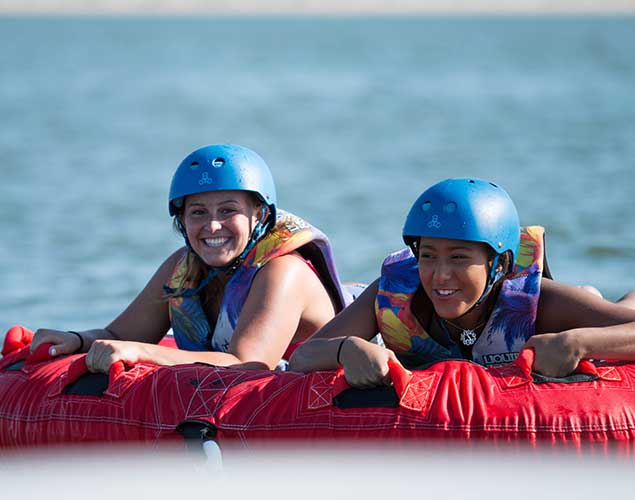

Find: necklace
<box><xmin>438</xmin><ymin>317</ymin><xmax>488</xmax><ymax>347</ymax></box>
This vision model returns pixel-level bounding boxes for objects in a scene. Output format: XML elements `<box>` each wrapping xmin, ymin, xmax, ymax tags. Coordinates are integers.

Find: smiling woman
<box><xmin>30</xmin><ymin>144</ymin><xmax>354</xmax><ymax>372</ymax></box>
<box><xmin>290</xmin><ymin>178</ymin><xmax>635</xmax><ymax>386</ymax></box>
<box><xmin>182</xmin><ymin>191</ymin><xmax>263</xmax><ymax>269</ymax></box>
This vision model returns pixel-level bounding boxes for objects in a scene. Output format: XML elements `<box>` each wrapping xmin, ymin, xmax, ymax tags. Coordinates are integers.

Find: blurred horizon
<box><xmin>2</xmin><ymin>0</ymin><xmax>635</xmax><ymax>15</ymax></box>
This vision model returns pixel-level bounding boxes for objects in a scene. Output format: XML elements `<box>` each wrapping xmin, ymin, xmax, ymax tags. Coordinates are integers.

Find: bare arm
<box><xmin>536</xmin><ymin>279</ymin><xmax>635</xmax><ymax>334</ymax></box>
<box><xmin>526</xmin><ymin>279</ymin><xmax>635</xmax><ymax>376</ymax></box>
<box><xmin>288</xmin><ymin>279</ymin><xmax>380</xmax><ymax>372</ymax></box>
<box><xmin>31</xmin><ymin>249</ymin><xmax>183</xmax><ymax>356</ymax></box>
<box><xmin>287</xmin><ymin>278</ymin><xmax>405</xmax><ymax>389</ymax></box>
<box><xmin>86</xmin><ymin>253</ymin><xmax>331</xmax><ymax>372</ymax></box>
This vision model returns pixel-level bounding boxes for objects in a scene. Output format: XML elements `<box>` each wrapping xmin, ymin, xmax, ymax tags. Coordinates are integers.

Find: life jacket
<box><xmin>167</xmin><ymin>209</ymin><xmax>352</xmax><ymax>356</ymax></box>
<box><xmin>375</xmin><ymin>226</ymin><xmax>545</xmax><ymax>366</ymax></box>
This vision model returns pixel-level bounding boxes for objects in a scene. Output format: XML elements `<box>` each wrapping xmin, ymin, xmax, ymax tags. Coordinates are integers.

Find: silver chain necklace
<box><xmin>439</xmin><ymin>318</ymin><xmax>488</xmax><ymax>347</ymax></box>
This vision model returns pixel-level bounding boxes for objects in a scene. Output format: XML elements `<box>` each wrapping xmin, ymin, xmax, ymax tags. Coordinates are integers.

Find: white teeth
<box><xmin>204</xmin><ymin>237</ymin><xmax>228</xmax><ymax>248</ymax></box>
<box><xmin>436</xmin><ymin>289</ymin><xmax>456</xmax><ymax>296</ymax></box>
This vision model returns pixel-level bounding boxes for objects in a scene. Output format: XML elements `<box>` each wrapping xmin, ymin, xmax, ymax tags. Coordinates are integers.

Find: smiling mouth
<box><xmin>434</xmin><ymin>289</ymin><xmax>458</xmax><ymax>297</ymax></box>
<box><xmin>203</xmin><ymin>237</ymin><xmax>230</xmax><ymax>248</ymax></box>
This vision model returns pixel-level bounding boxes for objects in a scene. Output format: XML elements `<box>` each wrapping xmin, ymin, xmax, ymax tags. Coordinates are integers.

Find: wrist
<box><xmin>336</xmin><ymin>336</ymin><xmax>351</xmax><ymax>366</ymax></box>
<box><xmin>562</xmin><ymin>329</ymin><xmax>589</xmax><ymax>359</ymax></box>
<box><xmin>67</xmin><ymin>331</ymin><xmax>84</xmax><ymax>353</ymax></box>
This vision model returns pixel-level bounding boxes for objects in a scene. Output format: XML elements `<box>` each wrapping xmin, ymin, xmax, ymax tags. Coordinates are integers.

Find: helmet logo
<box><xmin>198</xmin><ymin>172</ymin><xmax>213</xmax><ymax>186</ymax></box>
<box><xmin>428</xmin><ymin>215</ymin><xmax>441</xmax><ymax>229</ymax></box>
<box><xmin>211</xmin><ymin>158</ymin><xmax>225</xmax><ymax>168</ymax></box>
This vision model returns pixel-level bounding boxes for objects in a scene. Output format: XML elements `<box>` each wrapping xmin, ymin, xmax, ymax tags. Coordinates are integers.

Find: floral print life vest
<box><xmin>375</xmin><ymin>226</ymin><xmax>545</xmax><ymax>366</ymax></box>
<box><xmin>167</xmin><ymin>209</ymin><xmax>353</xmax><ymax>354</ymax></box>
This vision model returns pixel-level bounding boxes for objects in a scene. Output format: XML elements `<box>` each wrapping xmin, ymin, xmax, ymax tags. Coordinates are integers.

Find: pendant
<box><xmin>460</xmin><ymin>329</ymin><xmax>477</xmax><ymax>346</ymax></box>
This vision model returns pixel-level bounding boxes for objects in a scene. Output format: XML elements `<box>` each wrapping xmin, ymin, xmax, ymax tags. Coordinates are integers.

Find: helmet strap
<box><xmin>175</xmin><ymin>218</ymin><xmax>192</xmax><ymax>250</ymax></box>
<box><xmin>225</xmin><ymin>204</ymin><xmax>271</xmax><ymax>272</ymax></box>
<box><xmin>474</xmin><ymin>254</ymin><xmax>505</xmax><ymax>307</ymax></box>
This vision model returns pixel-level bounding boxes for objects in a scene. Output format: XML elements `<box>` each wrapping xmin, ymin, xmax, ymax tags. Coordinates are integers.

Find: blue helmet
<box><xmin>168</xmin><ymin>144</ymin><xmax>277</xmax><ymax>225</ymax></box>
<box><xmin>403</xmin><ymin>178</ymin><xmax>520</xmax><ymax>267</ymax></box>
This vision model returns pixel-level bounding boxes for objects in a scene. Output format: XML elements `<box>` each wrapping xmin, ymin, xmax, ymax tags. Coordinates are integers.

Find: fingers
<box><xmin>85</xmin><ymin>340</ymin><xmax>114</xmax><ymax>374</ymax></box>
<box><xmin>31</xmin><ymin>329</ymin><xmax>81</xmax><ymax>356</ymax></box>
<box><xmin>49</xmin><ymin>336</ymin><xmax>81</xmax><ymax>357</ymax></box>
<box><xmin>343</xmin><ymin>343</ymin><xmax>394</xmax><ymax>389</ymax></box>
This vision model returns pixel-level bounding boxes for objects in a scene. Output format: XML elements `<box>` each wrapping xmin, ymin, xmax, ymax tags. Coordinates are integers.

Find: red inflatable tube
<box><xmin>2</xmin><ymin>326</ymin><xmax>635</xmax><ymax>450</ymax></box>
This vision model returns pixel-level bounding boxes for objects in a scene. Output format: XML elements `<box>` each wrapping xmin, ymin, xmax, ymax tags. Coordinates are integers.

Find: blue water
<box><xmin>1</xmin><ymin>16</ymin><xmax>634</xmax><ymax>338</ymax></box>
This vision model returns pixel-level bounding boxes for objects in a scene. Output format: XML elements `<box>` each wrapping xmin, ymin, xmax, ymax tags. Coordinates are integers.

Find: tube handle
<box><xmin>514</xmin><ymin>348</ymin><xmax>598</xmax><ymax>379</ymax></box>
<box><xmin>331</xmin><ymin>359</ymin><xmax>413</xmax><ymax>399</ymax></box>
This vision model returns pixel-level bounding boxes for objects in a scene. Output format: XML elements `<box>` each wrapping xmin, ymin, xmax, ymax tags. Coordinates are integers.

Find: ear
<box><xmin>410</xmin><ymin>238</ymin><xmax>420</xmax><ymax>257</ymax></box>
<box><xmin>496</xmin><ymin>258</ymin><xmax>504</xmax><ymax>273</ymax></box>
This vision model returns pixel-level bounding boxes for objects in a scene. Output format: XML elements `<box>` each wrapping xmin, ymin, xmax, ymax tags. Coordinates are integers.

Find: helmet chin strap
<box><xmin>475</xmin><ymin>254</ymin><xmax>505</xmax><ymax>307</ymax></box>
<box><xmin>169</xmin><ymin>206</ymin><xmax>272</xmax><ymax>298</ymax></box>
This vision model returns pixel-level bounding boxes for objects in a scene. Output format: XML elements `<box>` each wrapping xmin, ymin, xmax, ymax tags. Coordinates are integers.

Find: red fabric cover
<box><xmin>2</xmin><ymin>330</ymin><xmax>635</xmax><ymax>449</ymax></box>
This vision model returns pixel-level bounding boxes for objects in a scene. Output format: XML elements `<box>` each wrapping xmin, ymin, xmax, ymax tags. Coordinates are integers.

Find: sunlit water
<box><xmin>1</xmin><ymin>16</ymin><xmax>634</xmax><ymax>338</ymax></box>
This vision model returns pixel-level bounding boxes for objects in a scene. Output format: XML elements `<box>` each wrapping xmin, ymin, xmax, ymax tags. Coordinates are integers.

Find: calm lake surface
<box><xmin>1</xmin><ymin>16</ymin><xmax>634</xmax><ymax>338</ymax></box>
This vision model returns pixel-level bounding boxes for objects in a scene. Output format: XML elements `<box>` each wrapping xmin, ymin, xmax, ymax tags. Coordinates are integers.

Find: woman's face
<box><xmin>417</xmin><ymin>237</ymin><xmax>492</xmax><ymax>320</ymax></box>
<box><xmin>182</xmin><ymin>190</ymin><xmax>262</xmax><ymax>267</ymax></box>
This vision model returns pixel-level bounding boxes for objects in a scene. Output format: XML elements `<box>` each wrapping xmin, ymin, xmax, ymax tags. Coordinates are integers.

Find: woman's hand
<box><xmin>85</xmin><ymin>340</ymin><xmax>144</xmax><ymax>374</ymax></box>
<box><xmin>31</xmin><ymin>329</ymin><xmax>82</xmax><ymax>357</ymax></box>
<box><xmin>339</xmin><ymin>336</ymin><xmax>400</xmax><ymax>388</ymax></box>
<box><xmin>523</xmin><ymin>331</ymin><xmax>583</xmax><ymax>378</ymax></box>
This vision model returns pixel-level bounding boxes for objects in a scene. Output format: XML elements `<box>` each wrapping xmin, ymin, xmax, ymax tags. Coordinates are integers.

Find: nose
<box><xmin>209</xmin><ymin>219</ymin><xmax>222</xmax><ymax>232</ymax></box>
<box><xmin>433</xmin><ymin>260</ymin><xmax>452</xmax><ymax>283</ymax></box>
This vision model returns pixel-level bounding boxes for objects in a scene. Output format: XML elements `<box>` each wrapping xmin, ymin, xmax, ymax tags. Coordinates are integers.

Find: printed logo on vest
<box><xmin>482</xmin><ymin>352</ymin><xmax>519</xmax><ymax>366</ymax></box>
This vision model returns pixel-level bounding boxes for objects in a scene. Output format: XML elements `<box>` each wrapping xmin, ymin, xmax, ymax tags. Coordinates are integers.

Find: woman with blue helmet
<box><xmin>31</xmin><ymin>144</ymin><xmax>353</xmax><ymax>372</ymax></box>
<box><xmin>290</xmin><ymin>178</ymin><xmax>635</xmax><ymax>385</ymax></box>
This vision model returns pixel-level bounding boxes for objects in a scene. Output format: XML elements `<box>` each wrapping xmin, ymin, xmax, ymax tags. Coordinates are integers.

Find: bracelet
<box><xmin>336</xmin><ymin>336</ymin><xmax>350</xmax><ymax>366</ymax></box>
<box><xmin>67</xmin><ymin>331</ymin><xmax>84</xmax><ymax>353</ymax></box>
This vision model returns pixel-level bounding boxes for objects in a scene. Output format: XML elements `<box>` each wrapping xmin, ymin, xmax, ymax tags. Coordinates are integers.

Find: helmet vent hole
<box><xmin>443</xmin><ymin>202</ymin><xmax>456</xmax><ymax>213</ymax></box>
<box><xmin>490</xmin><ymin>182</ymin><xmax>499</xmax><ymax>188</ymax></box>
<box><xmin>468</xmin><ymin>179</ymin><xmax>475</xmax><ymax>184</ymax></box>
<box><xmin>211</xmin><ymin>158</ymin><xmax>225</xmax><ymax>168</ymax></box>
<box><xmin>421</xmin><ymin>201</ymin><xmax>432</xmax><ymax>211</ymax></box>
<box><xmin>189</xmin><ymin>161</ymin><xmax>199</xmax><ymax>170</ymax></box>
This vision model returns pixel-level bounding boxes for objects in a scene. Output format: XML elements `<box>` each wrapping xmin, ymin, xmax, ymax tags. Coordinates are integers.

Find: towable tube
<box><xmin>2</xmin><ymin>325</ymin><xmax>635</xmax><ymax>449</ymax></box>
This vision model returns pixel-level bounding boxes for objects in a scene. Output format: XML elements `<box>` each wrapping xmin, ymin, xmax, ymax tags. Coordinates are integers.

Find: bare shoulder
<box><xmin>253</xmin><ymin>253</ymin><xmax>322</xmax><ymax>290</ymax></box>
<box><xmin>151</xmin><ymin>247</ymin><xmax>188</xmax><ymax>282</ymax></box>
<box><xmin>537</xmin><ymin>278</ymin><xmax>635</xmax><ymax>333</ymax></box>
<box><xmin>105</xmin><ymin>248</ymin><xmax>187</xmax><ymax>342</ymax></box>
<box><xmin>130</xmin><ymin>247</ymin><xmax>188</xmax><ymax>302</ymax></box>
<box><xmin>163</xmin><ymin>246</ymin><xmax>188</xmax><ymax>270</ymax></box>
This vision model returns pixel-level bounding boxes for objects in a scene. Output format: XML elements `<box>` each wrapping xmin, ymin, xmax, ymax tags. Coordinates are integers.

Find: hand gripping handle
<box><xmin>331</xmin><ymin>359</ymin><xmax>414</xmax><ymax>399</ymax></box>
<box><xmin>63</xmin><ymin>355</ymin><xmax>127</xmax><ymax>389</ymax></box>
<box><xmin>514</xmin><ymin>347</ymin><xmax>598</xmax><ymax>380</ymax></box>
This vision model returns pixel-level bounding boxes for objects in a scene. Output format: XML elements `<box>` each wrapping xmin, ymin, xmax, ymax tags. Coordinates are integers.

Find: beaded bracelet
<box><xmin>336</xmin><ymin>336</ymin><xmax>350</xmax><ymax>366</ymax></box>
<box><xmin>67</xmin><ymin>331</ymin><xmax>84</xmax><ymax>353</ymax></box>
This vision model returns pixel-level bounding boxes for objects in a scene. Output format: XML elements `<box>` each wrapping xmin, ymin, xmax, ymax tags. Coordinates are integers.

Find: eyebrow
<box><xmin>419</xmin><ymin>244</ymin><xmax>474</xmax><ymax>252</ymax></box>
<box><xmin>187</xmin><ymin>198</ymin><xmax>241</xmax><ymax>206</ymax></box>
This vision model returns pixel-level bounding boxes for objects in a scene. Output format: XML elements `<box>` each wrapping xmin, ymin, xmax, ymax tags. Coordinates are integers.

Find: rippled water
<box><xmin>1</xmin><ymin>16</ymin><xmax>634</xmax><ymax>338</ymax></box>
